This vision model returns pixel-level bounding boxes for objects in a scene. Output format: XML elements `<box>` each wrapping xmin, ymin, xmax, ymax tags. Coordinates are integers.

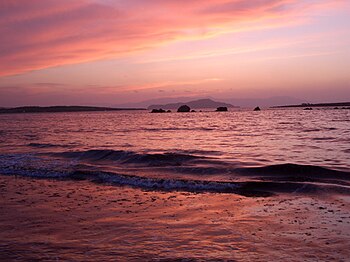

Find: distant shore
<box><xmin>0</xmin><ymin>106</ymin><xmax>146</xmax><ymax>114</ymax></box>
<box><xmin>271</xmin><ymin>102</ymin><xmax>350</xmax><ymax>108</ymax></box>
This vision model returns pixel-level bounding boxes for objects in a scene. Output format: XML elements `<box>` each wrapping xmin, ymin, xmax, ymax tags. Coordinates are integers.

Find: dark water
<box><xmin>0</xmin><ymin>108</ymin><xmax>349</xmax><ymax>196</ymax></box>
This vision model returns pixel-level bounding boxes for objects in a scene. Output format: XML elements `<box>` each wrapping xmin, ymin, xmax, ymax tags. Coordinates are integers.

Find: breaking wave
<box><xmin>0</xmin><ymin>150</ymin><xmax>349</xmax><ymax>197</ymax></box>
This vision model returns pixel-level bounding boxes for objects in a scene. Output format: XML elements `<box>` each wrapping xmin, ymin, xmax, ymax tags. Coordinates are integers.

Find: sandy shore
<box><xmin>0</xmin><ymin>175</ymin><xmax>349</xmax><ymax>261</ymax></box>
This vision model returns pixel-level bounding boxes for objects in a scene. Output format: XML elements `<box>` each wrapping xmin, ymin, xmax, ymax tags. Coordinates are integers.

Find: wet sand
<box><xmin>0</xmin><ymin>175</ymin><xmax>349</xmax><ymax>261</ymax></box>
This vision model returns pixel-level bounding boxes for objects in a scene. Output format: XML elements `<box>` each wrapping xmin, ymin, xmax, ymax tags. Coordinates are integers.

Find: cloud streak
<box><xmin>0</xmin><ymin>0</ymin><xmax>344</xmax><ymax>76</ymax></box>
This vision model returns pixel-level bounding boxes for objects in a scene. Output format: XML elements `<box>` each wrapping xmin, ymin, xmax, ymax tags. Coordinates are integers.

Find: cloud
<box><xmin>0</xmin><ymin>0</ymin><xmax>343</xmax><ymax>76</ymax></box>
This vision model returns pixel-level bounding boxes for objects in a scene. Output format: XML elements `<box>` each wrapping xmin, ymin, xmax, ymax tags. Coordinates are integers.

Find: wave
<box><xmin>27</xmin><ymin>143</ymin><xmax>75</xmax><ymax>148</ymax></box>
<box><xmin>68</xmin><ymin>171</ymin><xmax>350</xmax><ymax>196</ymax></box>
<box><xmin>171</xmin><ymin>149</ymin><xmax>223</xmax><ymax>156</ymax></box>
<box><xmin>54</xmin><ymin>149</ymin><xmax>204</xmax><ymax>166</ymax></box>
<box><xmin>303</xmin><ymin>128</ymin><xmax>321</xmax><ymax>132</ymax></box>
<box><xmin>312</xmin><ymin>137</ymin><xmax>335</xmax><ymax>141</ymax></box>
<box><xmin>1</xmin><ymin>151</ymin><xmax>349</xmax><ymax>197</ymax></box>
<box><xmin>54</xmin><ymin>150</ymin><xmax>350</xmax><ymax>179</ymax></box>
<box><xmin>0</xmin><ymin>163</ymin><xmax>247</xmax><ymax>195</ymax></box>
<box><xmin>27</xmin><ymin>143</ymin><xmax>58</xmax><ymax>148</ymax></box>
<box><xmin>237</xmin><ymin>163</ymin><xmax>350</xmax><ymax>181</ymax></box>
<box><xmin>144</xmin><ymin>127</ymin><xmax>215</xmax><ymax>132</ymax></box>
<box><xmin>1</xmin><ymin>164</ymin><xmax>349</xmax><ymax>197</ymax></box>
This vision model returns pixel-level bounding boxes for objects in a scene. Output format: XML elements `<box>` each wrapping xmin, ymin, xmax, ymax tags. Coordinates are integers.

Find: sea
<box><xmin>0</xmin><ymin>108</ymin><xmax>349</xmax><ymax>196</ymax></box>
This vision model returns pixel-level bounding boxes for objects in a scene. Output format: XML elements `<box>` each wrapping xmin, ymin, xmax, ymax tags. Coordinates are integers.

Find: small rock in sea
<box><xmin>151</xmin><ymin>108</ymin><xmax>166</xmax><ymax>113</ymax></box>
<box><xmin>167</xmin><ymin>110</ymin><xmax>171</xmax><ymax>113</ymax></box>
<box><xmin>191</xmin><ymin>110</ymin><xmax>196</xmax><ymax>112</ymax></box>
<box><xmin>334</xmin><ymin>107</ymin><xmax>339</xmax><ymax>109</ymax></box>
<box><xmin>254</xmin><ymin>106</ymin><xmax>261</xmax><ymax>111</ymax></box>
<box><xmin>216</xmin><ymin>107</ymin><xmax>228</xmax><ymax>112</ymax></box>
<box><xmin>303</xmin><ymin>107</ymin><xmax>313</xmax><ymax>110</ymax></box>
<box><xmin>177</xmin><ymin>105</ymin><xmax>191</xmax><ymax>112</ymax></box>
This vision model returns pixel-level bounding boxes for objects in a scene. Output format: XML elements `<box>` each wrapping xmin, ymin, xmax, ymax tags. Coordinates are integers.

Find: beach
<box><xmin>1</xmin><ymin>175</ymin><xmax>349</xmax><ymax>261</ymax></box>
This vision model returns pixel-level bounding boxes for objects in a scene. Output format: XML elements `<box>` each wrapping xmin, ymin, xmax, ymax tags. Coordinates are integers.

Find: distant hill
<box><xmin>115</xmin><ymin>96</ymin><xmax>195</xmax><ymax>109</ymax></box>
<box><xmin>221</xmin><ymin>96</ymin><xmax>308</xmax><ymax>108</ymax></box>
<box><xmin>0</xmin><ymin>106</ymin><xmax>145</xmax><ymax>114</ymax></box>
<box><xmin>118</xmin><ymin>96</ymin><xmax>308</xmax><ymax>109</ymax></box>
<box><xmin>148</xmin><ymin>99</ymin><xmax>237</xmax><ymax>110</ymax></box>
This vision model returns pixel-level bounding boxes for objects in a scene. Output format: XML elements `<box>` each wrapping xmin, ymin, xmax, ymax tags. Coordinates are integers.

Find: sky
<box><xmin>0</xmin><ymin>0</ymin><xmax>349</xmax><ymax>107</ymax></box>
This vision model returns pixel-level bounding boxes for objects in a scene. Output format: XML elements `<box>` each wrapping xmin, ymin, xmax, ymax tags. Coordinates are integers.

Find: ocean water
<box><xmin>0</xmin><ymin>108</ymin><xmax>349</xmax><ymax>196</ymax></box>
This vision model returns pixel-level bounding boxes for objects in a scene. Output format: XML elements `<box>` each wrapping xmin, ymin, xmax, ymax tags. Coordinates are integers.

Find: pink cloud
<box><xmin>0</xmin><ymin>0</ymin><xmax>344</xmax><ymax>76</ymax></box>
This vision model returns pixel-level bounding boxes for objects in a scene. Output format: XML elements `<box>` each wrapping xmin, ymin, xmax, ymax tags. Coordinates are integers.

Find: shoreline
<box><xmin>1</xmin><ymin>175</ymin><xmax>349</xmax><ymax>261</ymax></box>
<box><xmin>271</xmin><ymin>102</ymin><xmax>350</xmax><ymax>108</ymax></box>
<box><xmin>0</xmin><ymin>106</ymin><xmax>146</xmax><ymax>115</ymax></box>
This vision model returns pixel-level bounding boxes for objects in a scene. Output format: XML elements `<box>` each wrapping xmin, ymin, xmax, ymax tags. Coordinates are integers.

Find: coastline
<box><xmin>271</xmin><ymin>102</ymin><xmax>350</xmax><ymax>108</ymax></box>
<box><xmin>0</xmin><ymin>106</ymin><xmax>146</xmax><ymax>114</ymax></box>
<box><xmin>1</xmin><ymin>175</ymin><xmax>349</xmax><ymax>261</ymax></box>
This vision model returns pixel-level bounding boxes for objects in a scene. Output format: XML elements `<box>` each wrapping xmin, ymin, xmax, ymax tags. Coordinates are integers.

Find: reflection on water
<box><xmin>0</xmin><ymin>109</ymin><xmax>350</xmax><ymax>261</ymax></box>
<box><xmin>0</xmin><ymin>108</ymin><xmax>349</xmax><ymax>170</ymax></box>
<box><xmin>0</xmin><ymin>108</ymin><xmax>349</xmax><ymax>196</ymax></box>
<box><xmin>0</xmin><ymin>176</ymin><xmax>349</xmax><ymax>261</ymax></box>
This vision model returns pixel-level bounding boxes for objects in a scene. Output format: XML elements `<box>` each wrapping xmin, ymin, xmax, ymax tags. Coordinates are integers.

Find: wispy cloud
<box><xmin>262</xmin><ymin>51</ymin><xmax>341</xmax><ymax>61</ymax></box>
<box><xmin>0</xmin><ymin>0</ymin><xmax>343</xmax><ymax>76</ymax></box>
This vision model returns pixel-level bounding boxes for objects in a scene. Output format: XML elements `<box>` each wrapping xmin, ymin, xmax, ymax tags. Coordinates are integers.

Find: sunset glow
<box><xmin>0</xmin><ymin>0</ymin><xmax>349</xmax><ymax>106</ymax></box>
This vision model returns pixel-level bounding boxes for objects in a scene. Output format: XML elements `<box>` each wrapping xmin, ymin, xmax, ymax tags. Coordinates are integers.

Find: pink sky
<box><xmin>0</xmin><ymin>0</ymin><xmax>349</xmax><ymax>106</ymax></box>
